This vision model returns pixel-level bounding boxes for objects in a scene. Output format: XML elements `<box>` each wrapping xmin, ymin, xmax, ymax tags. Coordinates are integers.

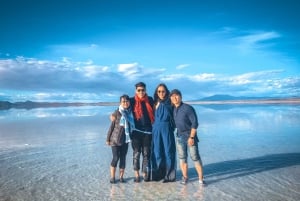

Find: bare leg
<box><xmin>119</xmin><ymin>168</ymin><xmax>125</xmax><ymax>179</ymax></box>
<box><xmin>119</xmin><ymin>168</ymin><xmax>125</xmax><ymax>182</ymax></box>
<box><xmin>180</xmin><ymin>161</ymin><xmax>188</xmax><ymax>179</ymax></box>
<box><xmin>110</xmin><ymin>166</ymin><xmax>116</xmax><ymax>183</ymax></box>
<box><xmin>194</xmin><ymin>161</ymin><xmax>204</xmax><ymax>181</ymax></box>
<box><xmin>134</xmin><ymin>170</ymin><xmax>139</xmax><ymax>178</ymax></box>
<box><xmin>110</xmin><ymin>166</ymin><xmax>116</xmax><ymax>179</ymax></box>
<box><xmin>134</xmin><ymin>170</ymin><xmax>140</xmax><ymax>182</ymax></box>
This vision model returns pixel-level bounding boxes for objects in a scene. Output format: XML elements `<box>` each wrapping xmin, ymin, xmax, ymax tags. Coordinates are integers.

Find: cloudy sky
<box><xmin>0</xmin><ymin>0</ymin><xmax>299</xmax><ymax>102</ymax></box>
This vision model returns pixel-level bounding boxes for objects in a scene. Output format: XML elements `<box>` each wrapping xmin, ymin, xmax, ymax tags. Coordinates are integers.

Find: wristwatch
<box><xmin>190</xmin><ymin>137</ymin><xmax>194</xmax><ymax>139</ymax></box>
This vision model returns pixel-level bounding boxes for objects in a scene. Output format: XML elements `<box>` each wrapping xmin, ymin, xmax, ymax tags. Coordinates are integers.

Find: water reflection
<box><xmin>0</xmin><ymin>106</ymin><xmax>116</xmax><ymax>120</ymax></box>
<box><xmin>1</xmin><ymin>105</ymin><xmax>299</xmax><ymax>151</ymax></box>
<box><xmin>193</xmin><ymin>105</ymin><xmax>300</xmax><ymax>133</ymax></box>
<box><xmin>1</xmin><ymin>105</ymin><xmax>300</xmax><ymax>201</ymax></box>
<box><xmin>179</xmin><ymin>184</ymin><xmax>204</xmax><ymax>200</ymax></box>
<box><xmin>1</xmin><ymin>105</ymin><xmax>300</xmax><ymax>125</ymax></box>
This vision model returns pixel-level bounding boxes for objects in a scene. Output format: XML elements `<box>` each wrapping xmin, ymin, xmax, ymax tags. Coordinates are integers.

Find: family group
<box><xmin>106</xmin><ymin>82</ymin><xmax>204</xmax><ymax>185</ymax></box>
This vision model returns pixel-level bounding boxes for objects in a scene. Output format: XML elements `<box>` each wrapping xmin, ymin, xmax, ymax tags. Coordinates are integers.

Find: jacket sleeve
<box><xmin>188</xmin><ymin>106</ymin><xmax>198</xmax><ymax>129</ymax></box>
<box><xmin>106</xmin><ymin>121</ymin><xmax>115</xmax><ymax>143</ymax></box>
<box><xmin>106</xmin><ymin>110</ymin><xmax>117</xmax><ymax>143</ymax></box>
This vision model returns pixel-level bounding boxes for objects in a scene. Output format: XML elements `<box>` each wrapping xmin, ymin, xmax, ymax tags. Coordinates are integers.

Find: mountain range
<box><xmin>1</xmin><ymin>95</ymin><xmax>299</xmax><ymax>110</ymax></box>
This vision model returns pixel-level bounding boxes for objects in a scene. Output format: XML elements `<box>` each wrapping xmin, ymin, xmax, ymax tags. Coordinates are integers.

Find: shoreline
<box><xmin>187</xmin><ymin>98</ymin><xmax>300</xmax><ymax>105</ymax></box>
<box><xmin>1</xmin><ymin>98</ymin><xmax>300</xmax><ymax>110</ymax></box>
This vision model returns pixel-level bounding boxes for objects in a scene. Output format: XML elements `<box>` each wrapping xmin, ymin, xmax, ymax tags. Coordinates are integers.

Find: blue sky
<box><xmin>0</xmin><ymin>0</ymin><xmax>299</xmax><ymax>102</ymax></box>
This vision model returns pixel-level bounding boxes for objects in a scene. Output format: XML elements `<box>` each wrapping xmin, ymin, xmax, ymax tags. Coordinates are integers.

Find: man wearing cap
<box><xmin>169</xmin><ymin>89</ymin><xmax>205</xmax><ymax>185</ymax></box>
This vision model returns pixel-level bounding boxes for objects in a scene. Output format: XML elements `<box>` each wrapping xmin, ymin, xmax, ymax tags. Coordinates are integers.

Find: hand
<box><xmin>188</xmin><ymin>138</ymin><xmax>194</xmax><ymax>146</ymax></box>
<box><xmin>106</xmin><ymin>141</ymin><xmax>110</xmax><ymax>146</ymax></box>
<box><xmin>110</xmin><ymin>114</ymin><xmax>116</xmax><ymax>121</ymax></box>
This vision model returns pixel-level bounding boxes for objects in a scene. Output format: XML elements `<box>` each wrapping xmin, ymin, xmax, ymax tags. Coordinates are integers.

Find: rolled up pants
<box><xmin>131</xmin><ymin>130</ymin><xmax>152</xmax><ymax>173</ymax></box>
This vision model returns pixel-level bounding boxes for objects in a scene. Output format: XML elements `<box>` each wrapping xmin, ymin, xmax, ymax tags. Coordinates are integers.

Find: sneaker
<box><xmin>180</xmin><ymin>177</ymin><xmax>188</xmax><ymax>185</ymax></box>
<box><xmin>110</xmin><ymin>178</ymin><xmax>115</xmax><ymax>184</ymax></box>
<box><xmin>199</xmin><ymin>179</ymin><xmax>206</xmax><ymax>185</ymax></box>
<box><xmin>143</xmin><ymin>172</ymin><xmax>150</xmax><ymax>182</ymax></box>
<box><xmin>134</xmin><ymin>177</ymin><xmax>140</xmax><ymax>183</ymax></box>
<box><xmin>162</xmin><ymin>178</ymin><xmax>176</xmax><ymax>183</ymax></box>
<box><xmin>119</xmin><ymin>177</ymin><xmax>126</xmax><ymax>183</ymax></box>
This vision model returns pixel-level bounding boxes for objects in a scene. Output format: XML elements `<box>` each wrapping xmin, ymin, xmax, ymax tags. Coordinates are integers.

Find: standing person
<box><xmin>170</xmin><ymin>89</ymin><xmax>205</xmax><ymax>185</ymax></box>
<box><xmin>130</xmin><ymin>82</ymin><xmax>154</xmax><ymax>182</ymax></box>
<box><xmin>106</xmin><ymin>94</ymin><xmax>135</xmax><ymax>184</ymax></box>
<box><xmin>151</xmin><ymin>83</ymin><xmax>176</xmax><ymax>182</ymax></box>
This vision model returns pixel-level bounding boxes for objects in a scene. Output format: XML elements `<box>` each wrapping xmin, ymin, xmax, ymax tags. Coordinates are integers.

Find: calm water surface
<box><xmin>0</xmin><ymin>105</ymin><xmax>299</xmax><ymax>201</ymax></box>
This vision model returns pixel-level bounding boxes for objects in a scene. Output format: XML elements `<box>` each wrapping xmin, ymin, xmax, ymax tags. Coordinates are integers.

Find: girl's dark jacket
<box><xmin>106</xmin><ymin>109</ymin><xmax>126</xmax><ymax>146</ymax></box>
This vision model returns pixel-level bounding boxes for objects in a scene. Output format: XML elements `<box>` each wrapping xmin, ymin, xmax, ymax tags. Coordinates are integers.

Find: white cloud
<box><xmin>117</xmin><ymin>63</ymin><xmax>166</xmax><ymax>81</ymax></box>
<box><xmin>192</xmin><ymin>73</ymin><xmax>216</xmax><ymax>81</ymax></box>
<box><xmin>160</xmin><ymin>74</ymin><xmax>186</xmax><ymax>81</ymax></box>
<box><xmin>0</xmin><ymin>57</ymin><xmax>114</xmax><ymax>92</ymax></box>
<box><xmin>241</xmin><ymin>31</ymin><xmax>280</xmax><ymax>44</ymax></box>
<box><xmin>81</xmin><ymin>65</ymin><xmax>109</xmax><ymax>77</ymax></box>
<box><xmin>0</xmin><ymin>57</ymin><xmax>299</xmax><ymax>101</ymax></box>
<box><xmin>176</xmin><ymin>64</ymin><xmax>190</xmax><ymax>70</ymax></box>
<box><xmin>228</xmin><ymin>70</ymin><xmax>284</xmax><ymax>85</ymax></box>
<box><xmin>234</xmin><ymin>31</ymin><xmax>281</xmax><ymax>52</ymax></box>
<box><xmin>117</xmin><ymin>62</ymin><xmax>140</xmax><ymax>77</ymax></box>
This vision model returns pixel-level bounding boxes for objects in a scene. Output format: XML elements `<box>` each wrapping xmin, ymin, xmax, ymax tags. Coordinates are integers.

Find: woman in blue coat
<box><xmin>151</xmin><ymin>83</ymin><xmax>176</xmax><ymax>182</ymax></box>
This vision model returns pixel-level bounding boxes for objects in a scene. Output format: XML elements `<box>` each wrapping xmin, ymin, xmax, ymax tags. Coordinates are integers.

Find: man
<box><xmin>112</xmin><ymin>82</ymin><xmax>154</xmax><ymax>182</ymax></box>
<box><xmin>170</xmin><ymin>89</ymin><xmax>204</xmax><ymax>185</ymax></box>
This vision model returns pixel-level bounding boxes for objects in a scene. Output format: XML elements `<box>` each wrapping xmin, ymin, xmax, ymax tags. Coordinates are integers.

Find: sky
<box><xmin>0</xmin><ymin>0</ymin><xmax>300</xmax><ymax>102</ymax></box>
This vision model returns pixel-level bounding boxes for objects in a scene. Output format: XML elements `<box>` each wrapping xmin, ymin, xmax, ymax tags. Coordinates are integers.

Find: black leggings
<box><xmin>110</xmin><ymin>143</ymin><xmax>129</xmax><ymax>169</ymax></box>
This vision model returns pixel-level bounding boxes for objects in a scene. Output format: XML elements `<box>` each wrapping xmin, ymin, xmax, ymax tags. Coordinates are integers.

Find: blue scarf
<box><xmin>119</xmin><ymin>105</ymin><xmax>135</xmax><ymax>143</ymax></box>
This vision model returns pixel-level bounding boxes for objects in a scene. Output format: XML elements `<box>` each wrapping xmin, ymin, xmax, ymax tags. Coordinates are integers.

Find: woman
<box><xmin>151</xmin><ymin>83</ymin><xmax>176</xmax><ymax>182</ymax></box>
<box><xmin>106</xmin><ymin>94</ymin><xmax>135</xmax><ymax>184</ymax></box>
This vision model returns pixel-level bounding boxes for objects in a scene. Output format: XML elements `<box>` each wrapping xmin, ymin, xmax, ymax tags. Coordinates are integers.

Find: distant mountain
<box><xmin>199</xmin><ymin>94</ymin><xmax>274</xmax><ymax>101</ymax></box>
<box><xmin>200</xmin><ymin>94</ymin><xmax>238</xmax><ymax>101</ymax></box>
<box><xmin>0</xmin><ymin>100</ymin><xmax>117</xmax><ymax>110</ymax></box>
<box><xmin>0</xmin><ymin>101</ymin><xmax>12</xmax><ymax>110</ymax></box>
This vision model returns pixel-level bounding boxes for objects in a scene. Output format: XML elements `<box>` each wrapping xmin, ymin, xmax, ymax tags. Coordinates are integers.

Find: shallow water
<box><xmin>0</xmin><ymin>105</ymin><xmax>300</xmax><ymax>201</ymax></box>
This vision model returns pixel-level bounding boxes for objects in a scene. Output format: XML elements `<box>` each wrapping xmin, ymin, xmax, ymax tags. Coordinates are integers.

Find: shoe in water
<box><xmin>110</xmin><ymin>178</ymin><xmax>115</xmax><ymax>184</ymax></box>
<box><xmin>180</xmin><ymin>177</ymin><xmax>188</xmax><ymax>185</ymax></box>
<box><xmin>199</xmin><ymin>179</ymin><xmax>206</xmax><ymax>186</ymax></box>
<box><xmin>143</xmin><ymin>173</ymin><xmax>150</xmax><ymax>182</ymax></box>
<box><xmin>162</xmin><ymin>178</ymin><xmax>175</xmax><ymax>183</ymax></box>
<box><xmin>119</xmin><ymin>177</ymin><xmax>126</xmax><ymax>183</ymax></box>
<box><xmin>134</xmin><ymin>177</ymin><xmax>140</xmax><ymax>183</ymax></box>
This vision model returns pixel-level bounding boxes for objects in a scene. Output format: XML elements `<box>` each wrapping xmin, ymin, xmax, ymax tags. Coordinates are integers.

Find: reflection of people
<box><xmin>106</xmin><ymin>94</ymin><xmax>134</xmax><ymax>184</ymax></box>
<box><xmin>151</xmin><ymin>83</ymin><xmax>176</xmax><ymax>182</ymax></box>
<box><xmin>130</xmin><ymin>82</ymin><xmax>154</xmax><ymax>182</ymax></box>
<box><xmin>170</xmin><ymin>89</ymin><xmax>205</xmax><ymax>185</ymax></box>
<box><xmin>180</xmin><ymin>184</ymin><xmax>204</xmax><ymax>200</ymax></box>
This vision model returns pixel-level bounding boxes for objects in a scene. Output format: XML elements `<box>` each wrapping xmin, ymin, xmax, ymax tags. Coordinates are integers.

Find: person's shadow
<box><xmin>185</xmin><ymin>152</ymin><xmax>300</xmax><ymax>184</ymax></box>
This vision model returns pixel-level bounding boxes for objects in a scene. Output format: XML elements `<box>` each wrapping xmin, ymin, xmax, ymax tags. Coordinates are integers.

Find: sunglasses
<box><xmin>137</xmin><ymin>89</ymin><xmax>145</xmax><ymax>92</ymax></box>
<box><xmin>158</xmin><ymin>90</ymin><xmax>166</xmax><ymax>93</ymax></box>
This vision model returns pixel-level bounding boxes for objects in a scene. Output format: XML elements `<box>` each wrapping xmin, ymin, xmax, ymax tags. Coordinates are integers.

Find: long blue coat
<box><xmin>151</xmin><ymin>99</ymin><xmax>176</xmax><ymax>181</ymax></box>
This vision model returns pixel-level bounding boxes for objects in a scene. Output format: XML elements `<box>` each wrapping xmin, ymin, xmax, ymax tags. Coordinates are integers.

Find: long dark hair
<box><xmin>153</xmin><ymin>83</ymin><xmax>170</xmax><ymax>105</ymax></box>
